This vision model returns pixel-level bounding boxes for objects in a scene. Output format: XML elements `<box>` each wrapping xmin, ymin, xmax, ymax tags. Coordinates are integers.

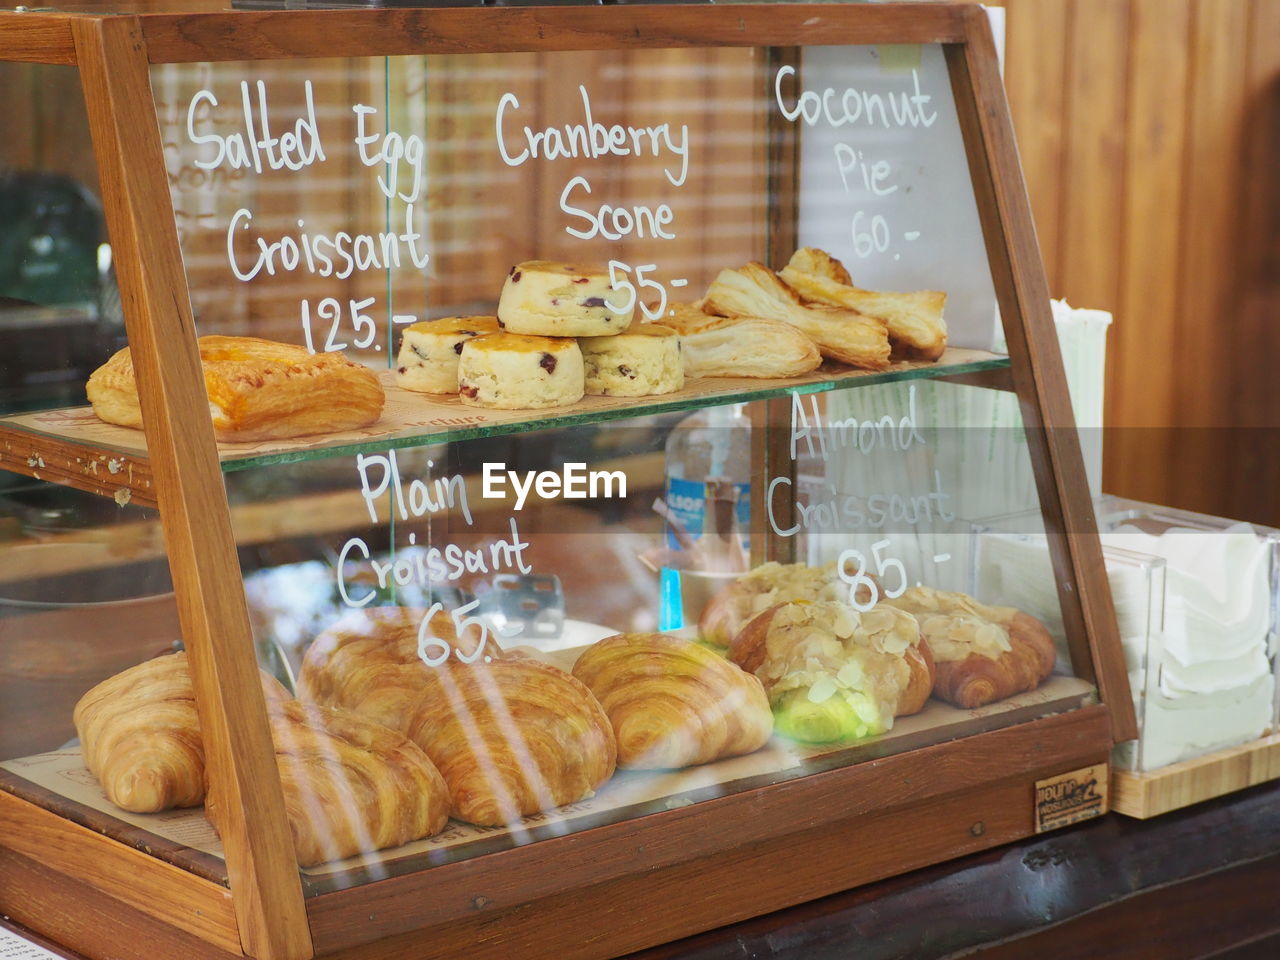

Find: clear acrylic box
<box><xmin>973</xmin><ymin>494</ymin><xmax>1280</xmax><ymax>772</ymax></box>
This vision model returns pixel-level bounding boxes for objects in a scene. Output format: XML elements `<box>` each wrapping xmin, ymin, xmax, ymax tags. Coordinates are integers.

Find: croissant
<box><xmin>298</xmin><ymin>606</ymin><xmax>499</xmax><ymax>731</ymax></box>
<box><xmin>571</xmin><ymin>633</ymin><xmax>773</xmax><ymax>769</ymax></box>
<box><xmin>73</xmin><ymin>651</ymin><xmax>210</xmax><ymax>813</ymax></box>
<box><xmin>702</xmin><ymin>262</ymin><xmax>890</xmax><ymax>370</ymax></box>
<box><xmin>881</xmin><ymin>587</ymin><xmax>1056</xmax><ymax>708</ymax></box>
<box><xmin>73</xmin><ymin>652</ymin><xmax>450</xmax><ymax>866</ymax></box>
<box><xmin>301</xmin><ymin>607</ymin><xmax>616</xmax><ymax>826</ymax></box>
<box><xmin>208</xmin><ymin>699</ymin><xmax>450</xmax><ymax>867</ymax></box>
<box><xmin>779</xmin><ymin>248</ymin><xmax>948</xmax><ymax>361</ymax></box>
<box><xmin>698</xmin><ymin>561</ymin><xmax>846</xmax><ymax>647</ymax></box>
<box><xmin>728</xmin><ymin>600</ymin><xmax>934</xmax><ymax>743</ymax></box>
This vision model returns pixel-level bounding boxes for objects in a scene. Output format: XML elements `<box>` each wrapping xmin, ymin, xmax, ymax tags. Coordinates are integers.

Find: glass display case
<box><xmin>0</xmin><ymin>5</ymin><xmax>1133</xmax><ymax>960</ymax></box>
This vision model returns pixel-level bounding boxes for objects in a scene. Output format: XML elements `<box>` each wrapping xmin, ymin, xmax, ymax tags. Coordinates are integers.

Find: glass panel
<box><xmin>0</xmin><ymin>64</ymin><xmax>190</xmax><ymax>872</ymax></box>
<box><xmin>1</xmin><ymin>36</ymin><xmax>1094</xmax><ymax>893</ymax></box>
<box><xmin>0</xmin><ymin>63</ymin><xmax>119</xmax><ymax>416</ymax></box>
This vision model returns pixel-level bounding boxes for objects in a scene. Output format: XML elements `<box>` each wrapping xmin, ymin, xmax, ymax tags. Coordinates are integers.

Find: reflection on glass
<box><xmin>0</xmin><ymin>40</ymin><xmax>1093</xmax><ymax>891</ymax></box>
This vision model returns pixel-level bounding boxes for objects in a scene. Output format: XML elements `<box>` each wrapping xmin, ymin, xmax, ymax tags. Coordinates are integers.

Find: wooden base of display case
<box><xmin>0</xmin><ymin>705</ymin><xmax>1113</xmax><ymax>960</ymax></box>
<box><xmin>1111</xmin><ymin>733</ymin><xmax>1280</xmax><ymax>820</ymax></box>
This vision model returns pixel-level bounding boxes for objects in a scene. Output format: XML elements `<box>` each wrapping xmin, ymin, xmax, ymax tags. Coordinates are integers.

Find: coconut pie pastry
<box><xmin>779</xmin><ymin>247</ymin><xmax>948</xmax><ymax>362</ymax></box>
<box><xmin>702</xmin><ymin>262</ymin><xmax>891</xmax><ymax>370</ymax></box>
<box><xmin>86</xmin><ymin>335</ymin><xmax>385</xmax><ymax>442</ymax></box>
<box><xmin>658</xmin><ymin>303</ymin><xmax>822</xmax><ymax>379</ymax></box>
<box><xmin>729</xmin><ymin>600</ymin><xmax>935</xmax><ymax>744</ymax></box>
<box><xmin>301</xmin><ymin>607</ymin><xmax>616</xmax><ymax>827</ymax></box>
<box><xmin>698</xmin><ymin>561</ymin><xmax>846</xmax><ymax>647</ymax></box>
<box><xmin>572</xmin><ymin>633</ymin><xmax>773</xmax><ymax>769</ymax></box>
<box><xmin>880</xmin><ymin>586</ymin><xmax>1056</xmax><ymax>708</ymax></box>
<box><xmin>73</xmin><ymin>651</ymin><xmax>451</xmax><ymax>867</ymax></box>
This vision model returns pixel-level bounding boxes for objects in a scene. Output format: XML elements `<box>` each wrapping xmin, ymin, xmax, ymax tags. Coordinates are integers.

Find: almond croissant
<box><xmin>881</xmin><ymin>586</ymin><xmax>1056</xmax><ymax>708</ymax></box>
<box><xmin>73</xmin><ymin>651</ymin><xmax>450</xmax><ymax>866</ymax></box>
<box><xmin>728</xmin><ymin>600</ymin><xmax>934</xmax><ymax>743</ymax></box>
<box><xmin>572</xmin><ymin>633</ymin><xmax>773</xmax><ymax>769</ymax></box>
<box><xmin>301</xmin><ymin>607</ymin><xmax>617</xmax><ymax>827</ymax></box>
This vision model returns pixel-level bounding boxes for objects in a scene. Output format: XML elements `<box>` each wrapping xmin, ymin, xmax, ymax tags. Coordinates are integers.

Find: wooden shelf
<box><xmin>1111</xmin><ymin>733</ymin><xmax>1280</xmax><ymax>819</ymax></box>
<box><xmin>0</xmin><ymin>348</ymin><xmax>1009</xmax><ymax>506</ymax></box>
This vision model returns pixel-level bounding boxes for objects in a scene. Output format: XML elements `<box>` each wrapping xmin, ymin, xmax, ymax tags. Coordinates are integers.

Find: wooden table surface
<box><xmin>5</xmin><ymin>779</ymin><xmax>1279</xmax><ymax>959</ymax></box>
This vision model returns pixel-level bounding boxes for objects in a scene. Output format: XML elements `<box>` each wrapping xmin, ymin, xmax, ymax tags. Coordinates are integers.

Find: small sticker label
<box><xmin>1034</xmin><ymin>763</ymin><xmax>1108</xmax><ymax>833</ymax></box>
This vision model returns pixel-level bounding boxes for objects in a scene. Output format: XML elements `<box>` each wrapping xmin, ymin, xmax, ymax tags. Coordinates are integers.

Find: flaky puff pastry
<box><xmin>572</xmin><ymin>633</ymin><xmax>773</xmax><ymax>769</ymax></box>
<box><xmin>657</xmin><ymin>304</ymin><xmax>821</xmax><ymax>379</ymax></box>
<box><xmin>780</xmin><ymin>248</ymin><xmax>948</xmax><ymax>362</ymax></box>
<box><xmin>698</xmin><ymin>561</ymin><xmax>846</xmax><ymax>647</ymax></box>
<box><xmin>207</xmin><ymin>699</ymin><xmax>450</xmax><ymax>867</ymax></box>
<box><xmin>298</xmin><ymin>607</ymin><xmax>500</xmax><ymax>732</ymax></box>
<box><xmin>301</xmin><ymin>608</ymin><xmax>616</xmax><ymax>826</ymax></box>
<box><xmin>86</xmin><ymin>335</ymin><xmax>385</xmax><ymax>442</ymax></box>
<box><xmin>881</xmin><ymin>587</ymin><xmax>1056</xmax><ymax>708</ymax></box>
<box><xmin>74</xmin><ymin>652</ymin><xmax>450</xmax><ymax>866</ymax></box>
<box><xmin>729</xmin><ymin>601</ymin><xmax>934</xmax><ymax>743</ymax></box>
<box><xmin>703</xmin><ymin>263</ymin><xmax>890</xmax><ymax>370</ymax></box>
<box><xmin>402</xmin><ymin>657</ymin><xmax>616</xmax><ymax>826</ymax></box>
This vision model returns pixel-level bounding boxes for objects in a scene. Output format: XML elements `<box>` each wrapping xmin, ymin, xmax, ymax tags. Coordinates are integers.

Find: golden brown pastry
<box><xmin>86</xmin><ymin>335</ymin><xmax>385</xmax><ymax>442</ymax></box>
<box><xmin>207</xmin><ymin>699</ymin><xmax>450</xmax><ymax>868</ymax></box>
<box><xmin>728</xmin><ymin>600</ymin><xmax>934</xmax><ymax>743</ymax></box>
<box><xmin>780</xmin><ymin>248</ymin><xmax>948</xmax><ymax>362</ymax></box>
<box><xmin>73</xmin><ymin>652</ymin><xmax>450</xmax><ymax>866</ymax></box>
<box><xmin>301</xmin><ymin>607</ymin><xmax>616</xmax><ymax>826</ymax></box>
<box><xmin>702</xmin><ymin>263</ymin><xmax>890</xmax><ymax>370</ymax></box>
<box><xmin>657</xmin><ymin>304</ymin><xmax>822</xmax><ymax>379</ymax></box>
<box><xmin>698</xmin><ymin>561</ymin><xmax>845</xmax><ymax>647</ymax></box>
<box><xmin>298</xmin><ymin>606</ymin><xmax>501</xmax><ymax>729</ymax></box>
<box><xmin>73</xmin><ymin>651</ymin><xmax>210</xmax><ymax>813</ymax></box>
<box><xmin>881</xmin><ymin>586</ymin><xmax>1056</xmax><ymax>708</ymax></box>
<box><xmin>571</xmin><ymin>633</ymin><xmax>773</xmax><ymax>769</ymax></box>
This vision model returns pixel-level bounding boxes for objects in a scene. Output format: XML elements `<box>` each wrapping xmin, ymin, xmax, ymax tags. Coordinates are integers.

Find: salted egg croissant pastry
<box><xmin>881</xmin><ymin>586</ymin><xmax>1056</xmax><ymax>708</ymax></box>
<box><xmin>572</xmin><ymin>633</ymin><xmax>773</xmax><ymax>769</ymax></box>
<box><xmin>780</xmin><ymin>247</ymin><xmax>948</xmax><ymax>362</ymax></box>
<box><xmin>699</xmin><ymin>561</ymin><xmax>845</xmax><ymax>647</ymax></box>
<box><xmin>74</xmin><ymin>652</ymin><xmax>451</xmax><ymax>866</ymax></box>
<box><xmin>728</xmin><ymin>601</ymin><xmax>934</xmax><ymax>744</ymax></box>
<box><xmin>86</xmin><ymin>334</ymin><xmax>385</xmax><ymax>442</ymax></box>
<box><xmin>301</xmin><ymin>608</ymin><xmax>615</xmax><ymax>826</ymax></box>
<box><xmin>702</xmin><ymin>262</ymin><xmax>890</xmax><ymax>370</ymax></box>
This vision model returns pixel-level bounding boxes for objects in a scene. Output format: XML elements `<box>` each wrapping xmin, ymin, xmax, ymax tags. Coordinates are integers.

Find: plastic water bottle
<box><xmin>663</xmin><ymin>403</ymin><xmax>752</xmax><ymax>554</ymax></box>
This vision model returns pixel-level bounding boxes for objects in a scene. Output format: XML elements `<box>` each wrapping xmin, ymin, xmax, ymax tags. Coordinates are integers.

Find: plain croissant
<box><xmin>73</xmin><ymin>651</ymin><xmax>450</xmax><ymax>866</ymax></box>
<box><xmin>301</xmin><ymin>607</ymin><xmax>617</xmax><ymax>826</ymax></box>
<box><xmin>572</xmin><ymin>633</ymin><xmax>773</xmax><ymax>769</ymax></box>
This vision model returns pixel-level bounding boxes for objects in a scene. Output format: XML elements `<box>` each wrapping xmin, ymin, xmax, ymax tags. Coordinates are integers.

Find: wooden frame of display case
<box><xmin>0</xmin><ymin>4</ymin><xmax>1135</xmax><ymax>960</ymax></box>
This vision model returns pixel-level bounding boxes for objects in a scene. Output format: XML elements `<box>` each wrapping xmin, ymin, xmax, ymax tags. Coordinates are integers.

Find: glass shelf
<box><xmin>0</xmin><ymin>347</ymin><xmax>1009</xmax><ymax>501</ymax></box>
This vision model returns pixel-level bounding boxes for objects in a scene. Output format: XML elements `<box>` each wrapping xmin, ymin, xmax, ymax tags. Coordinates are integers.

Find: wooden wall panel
<box><xmin>1058</xmin><ymin>0</ymin><xmax>1130</xmax><ymax>318</ymax></box>
<box><xmin>1002</xmin><ymin>0</ymin><xmax>1070</xmax><ymax>291</ymax></box>
<box><xmin>997</xmin><ymin>0</ymin><xmax>1280</xmax><ymax>525</ymax></box>
<box><xmin>1107</xmin><ymin>0</ymin><xmax>1191</xmax><ymax>507</ymax></box>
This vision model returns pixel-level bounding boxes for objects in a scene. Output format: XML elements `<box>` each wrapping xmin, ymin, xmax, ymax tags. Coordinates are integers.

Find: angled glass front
<box><xmin>0</xmin><ymin>36</ymin><xmax>1100</xmax><ymax>895</ymax></box>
